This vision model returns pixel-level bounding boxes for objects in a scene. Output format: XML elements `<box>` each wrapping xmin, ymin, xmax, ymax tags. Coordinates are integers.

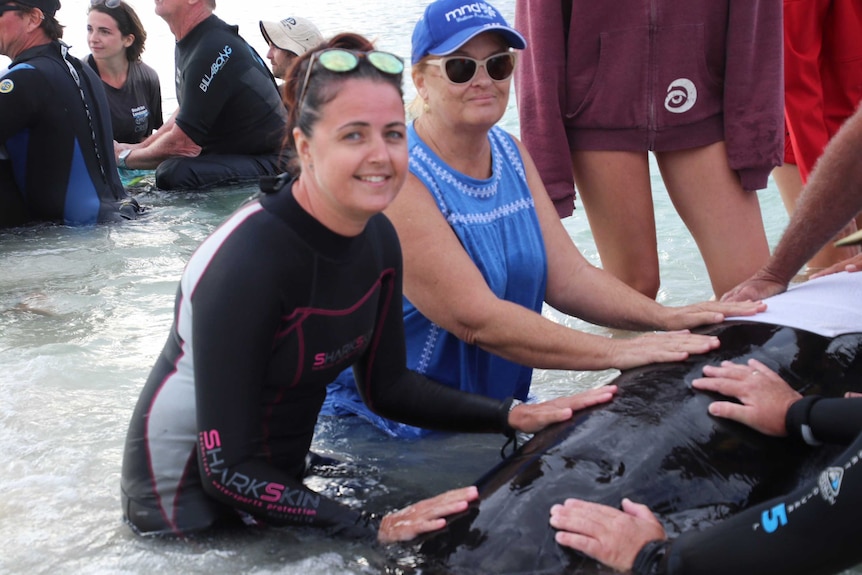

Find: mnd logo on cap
<box><xmin>444</xmin><ymin>2</ymin><xmax>498</xmax><ymax>22</ymax></box>
<box><xmin>412</xmin><ymin>0</ymin><xmax>525</xmax><ymax>64</ymax></box>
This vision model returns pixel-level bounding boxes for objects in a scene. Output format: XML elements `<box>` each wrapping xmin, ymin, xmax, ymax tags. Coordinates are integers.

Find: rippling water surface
<box><xmin>2</xmin><ymin>1</ymin><xmax>856</xmax><ymax>573</ymax></box>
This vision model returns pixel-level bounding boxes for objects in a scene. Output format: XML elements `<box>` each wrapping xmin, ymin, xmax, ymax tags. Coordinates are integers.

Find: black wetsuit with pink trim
<box><xmin>634</xmin><ymin>397</ymin><xmax>862</xmax><ymax>575</ymax></box>
<box><xmin>120</xmin><ymin>176</ymin><xmax>512</xmax><ymax>537</ymax></box>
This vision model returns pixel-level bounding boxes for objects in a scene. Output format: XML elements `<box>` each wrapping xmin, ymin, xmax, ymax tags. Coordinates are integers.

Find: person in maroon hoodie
<box><xmin>514</xmin><ymin>1</ymin><xmax>783</xmax><ymax>300</ymax></box>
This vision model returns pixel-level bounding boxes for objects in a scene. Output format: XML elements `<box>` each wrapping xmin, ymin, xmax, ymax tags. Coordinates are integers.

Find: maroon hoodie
<box><xmin>515</xmin><ymin>0</ymin><xmax>784</xmax><ymax>217</ymax></box>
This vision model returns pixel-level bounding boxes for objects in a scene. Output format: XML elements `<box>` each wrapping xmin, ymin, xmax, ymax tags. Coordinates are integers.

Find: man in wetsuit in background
<box><xmin>0</xmin><ymin>0</ymin><xmax>138</xmax><ymax>228</ymax></box>
<box><xmin>114</xmin><ymin>0</ymin><xmax>286</xmax><ymax>191</ymax></box>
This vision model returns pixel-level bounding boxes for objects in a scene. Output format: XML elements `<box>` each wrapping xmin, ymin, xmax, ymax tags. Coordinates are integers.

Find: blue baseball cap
<box><xmin>411</xmin><ymin>0</ymin><xmax>526</xmax><ymax>65</ymax></box>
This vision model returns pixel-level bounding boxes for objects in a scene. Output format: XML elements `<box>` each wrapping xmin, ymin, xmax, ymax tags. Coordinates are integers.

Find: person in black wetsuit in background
<box><xmin>120</xmin><ymin>31</ymin><xmax>617</xmax><ymax>542</ymax></box>
<box><xmin>113</xmin><ymin>0</ymin><xmax>285</xmax><ymax>190</ymax></box>
<box><xmin>0</xmin><ymin>0</ymin><xmax>138</xmax><ymax>228</ymax></box>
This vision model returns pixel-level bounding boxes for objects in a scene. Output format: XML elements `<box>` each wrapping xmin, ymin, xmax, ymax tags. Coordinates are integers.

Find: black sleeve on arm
<box><xmin>371</xmin><ymin>370</ymin><xmax>515</xmax><ymax>436</ymax></box>
<box><xmin>786</xmin><ymin>396</ymin><xmax>862</xmax><ymax>446</ymax></box>
<box><xmin>634</xmin><ymin>398</ymin><xmax>862</xmax><ymax>574</ymax></box>
<box><xmin>652</xmin><ymin>429</ymin><xmax>862</xmax><ymax>575</ymax></box>
<box><xmin>633</xmin><ymin>540</ymin><xmax>672</xmax><ymax>575</ymax></box>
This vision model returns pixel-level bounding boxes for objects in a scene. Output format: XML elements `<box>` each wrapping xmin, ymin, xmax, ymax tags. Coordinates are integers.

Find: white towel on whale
<box><xmin>726</xmin><ymin>271</ymin><xmax>862</xmax><ymax>337</ymax></box>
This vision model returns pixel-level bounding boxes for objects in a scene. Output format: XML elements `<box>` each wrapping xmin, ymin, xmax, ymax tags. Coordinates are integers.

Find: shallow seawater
<box><xmin>0</xmin><ymin>186</ymin><xmax>511</xmax><ymax>574</ymax></box>
<box><xmin>2</xmin><ymin>0</ymin><xmax>859</xmax><ymax>572</ymax></box>
<box><xmin>2</xmin><ymin>180</ymin><xmax>854</xmax><ymax>575</ymax></box>
<box><xmin>0</xmin><ymin>194</ymin><xmax>484</xmax><ymax>574</ymax></box>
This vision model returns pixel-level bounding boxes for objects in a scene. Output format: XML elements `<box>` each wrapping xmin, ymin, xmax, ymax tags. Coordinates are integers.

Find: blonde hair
<box><xmin>406</xmin><ymin>60</ymin><xmax>429</xmax><ymax>121</ymax></box>
<box><xmin>407</xmin><ymin>96</ymin><xmax>425</xmax><ymax>121</ymax></box>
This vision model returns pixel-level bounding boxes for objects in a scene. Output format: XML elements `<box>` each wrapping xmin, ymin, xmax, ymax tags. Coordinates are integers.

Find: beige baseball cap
<box><xmin>259</xmin><ymin>16</ymin><xmax>324</xmax><ymax>57</ymax></box>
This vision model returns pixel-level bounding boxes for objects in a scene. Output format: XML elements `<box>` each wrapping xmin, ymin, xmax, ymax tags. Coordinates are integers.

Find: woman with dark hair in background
<box><xmin>86</xmin><ymin>0</ymin><xmax>162</xmax><ymax>144</ymax></box>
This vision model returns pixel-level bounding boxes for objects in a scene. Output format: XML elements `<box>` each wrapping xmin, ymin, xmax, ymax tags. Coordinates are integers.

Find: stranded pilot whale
<box><xmin>414</xmin><ymin>273</ymin><xmax>862</xmax><ymax>575</ymax></box>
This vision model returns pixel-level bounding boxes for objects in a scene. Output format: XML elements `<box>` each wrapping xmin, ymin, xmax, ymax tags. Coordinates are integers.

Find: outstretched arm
<box><xmin>520</xmin><ymin>138</ymin><xmax>766</xmax><ymax>333</ymax></box>
<box><xmin>385</xmin><ymin>145</ymin><xmax>763</xmax><ymax>374</ymax></box>
<box><xmin>722</xmin><ymin>105</ymin><xmax>862</xmax><ymax>302</ymax></box>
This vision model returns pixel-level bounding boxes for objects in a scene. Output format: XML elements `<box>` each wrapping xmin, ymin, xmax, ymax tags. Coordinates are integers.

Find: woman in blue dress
<box><xmin>323</xmin><ymin>0</ymin><xmax>766</xmax><ymax>438</ymax></box>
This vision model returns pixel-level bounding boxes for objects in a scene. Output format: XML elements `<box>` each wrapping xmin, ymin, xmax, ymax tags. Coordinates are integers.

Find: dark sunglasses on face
<box><xmin>425</xmin><ymin>51</ymin><xmax>517</xmax><ymax>85</ymax></box>
<box><xmin>297</xmin><ymin>48</ymin><xmax>404</xmax><ymax>111</ymax></box>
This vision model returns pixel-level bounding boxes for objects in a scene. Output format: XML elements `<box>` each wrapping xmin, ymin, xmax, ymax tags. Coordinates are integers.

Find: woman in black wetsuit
<box><xmin>120</xmin><ymin>32</ymin><xmax>617</xmax><ymax>542</ymax></box>
<box><xmin>550</xmin><ymin>358</ymin><xmax>862</xmax><ymax>575</ymax></box>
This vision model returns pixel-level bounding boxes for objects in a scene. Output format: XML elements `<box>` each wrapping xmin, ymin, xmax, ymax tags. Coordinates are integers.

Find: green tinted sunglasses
<box><xmin>297</xmin><ymin>49</ymin><xmax>404</xmax><ymax>111</ymax></box>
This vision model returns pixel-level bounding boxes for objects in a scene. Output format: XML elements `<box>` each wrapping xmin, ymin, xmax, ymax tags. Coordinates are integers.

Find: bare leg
<box><xmin>656</xmin><ymin>142</ymin><xmax>769</xmax><ymax>298</ymax></box>
<box><xmin>773</xmin><ymin>162</ymin><xmax>860</xmax><ymax>273</ymax></box>
<box><xmin>571</xmin><ymin>150</ymin><xmax>659</xmax><ymax>298</ymax></box>
<box><xmin>773</xmin><ymin>162</ymin><xmax>805</xmax><ymax>214</ymax></box>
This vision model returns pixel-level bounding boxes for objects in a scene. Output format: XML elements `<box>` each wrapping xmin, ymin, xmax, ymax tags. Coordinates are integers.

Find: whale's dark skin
<box><xmin>415</xmin><ymin>322</ymin><xmax>862</xmax><ymax>574</ymax></box>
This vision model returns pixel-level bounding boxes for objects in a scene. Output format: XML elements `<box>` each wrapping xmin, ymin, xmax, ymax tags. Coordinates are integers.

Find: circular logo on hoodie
<box><xmin>665</xmin><ymin>78</ymin><xmax>696</xmax><ymax>114</ymax></box>
<box><xmin>0</xmin><ymin>79</ymin><xmax>14</xmax><ymax>94</ymax></box>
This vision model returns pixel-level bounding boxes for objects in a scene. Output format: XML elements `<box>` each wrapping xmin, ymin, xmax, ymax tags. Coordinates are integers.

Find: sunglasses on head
<box><xmin>425</xmin><ymin>51</ymin><xmax>517</xmax><ymax>85</ymax></box>
<box><xmin>90</xmin><ymin>0</ymin><xmax>121</xmax><ymax>8</ymax></box>
<box><xmin>297</xmin><ymin>48</ymin><xmax>404</xmax><ymax>111</ymax></box>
